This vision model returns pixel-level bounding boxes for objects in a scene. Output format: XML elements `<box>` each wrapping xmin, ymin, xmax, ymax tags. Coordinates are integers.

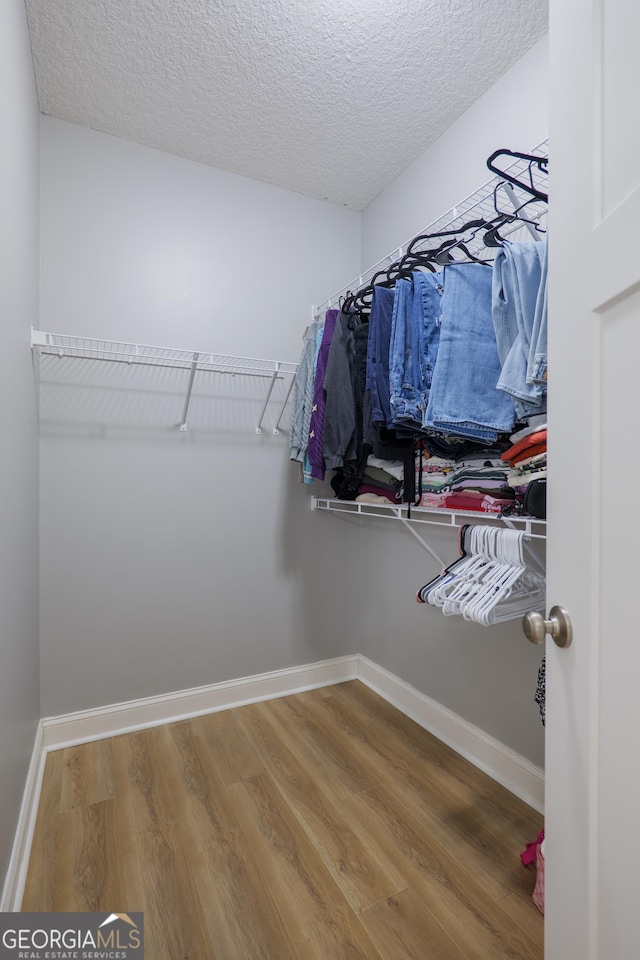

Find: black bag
<box><xmin>523</xmin><ymin>478</ymin><xmax>546</xmax><ymax>519</ymax></box>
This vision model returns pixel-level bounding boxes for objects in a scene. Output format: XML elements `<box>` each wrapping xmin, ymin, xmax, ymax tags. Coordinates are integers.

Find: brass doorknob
<box><xmin>522</xmin><ymin>605</ymin><xmax>573</xmax><ymax>648</ymax></box>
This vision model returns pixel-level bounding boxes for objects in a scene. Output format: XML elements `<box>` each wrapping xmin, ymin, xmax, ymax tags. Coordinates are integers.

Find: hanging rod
<box><xmin>312</xmin><ymin>139</ymin><xmax>548</xmax><ymax>319</ymax></box>
<box><xmin>31</xmin><ymin>329</ymin><xmax>298</xmax><ymax>435</ymax></box>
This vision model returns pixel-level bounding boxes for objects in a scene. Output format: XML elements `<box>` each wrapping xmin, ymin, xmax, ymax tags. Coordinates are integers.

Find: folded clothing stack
<box><xmin>419</xmin><ymin>491</ymin><xmax>516</xmax><ymax>514</ymax></box>
<box><xmin>416</xmin><ymin>456</ymin><xmax>457</xmax><ymax>495</ymax></box>
<box><xmin>355</xmin><ymin>457</ymin><xmax>404</xmax><ymax>504</ymax></box>
<box><xmin>416</xmin><ymin>445</ymin><xmax>515</xmax><ymax>514</ymax></box>
<box><xmin>501</xmin><ymin>424</ymin><xmax>547</xmax><ymax>518</ymax></box>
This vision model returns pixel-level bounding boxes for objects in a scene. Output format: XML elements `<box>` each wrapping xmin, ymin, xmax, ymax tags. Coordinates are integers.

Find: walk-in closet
<box><xmin>3</xmin><ymin>0</ymin><xmax>640</xmax><ymax>957</ymax></box>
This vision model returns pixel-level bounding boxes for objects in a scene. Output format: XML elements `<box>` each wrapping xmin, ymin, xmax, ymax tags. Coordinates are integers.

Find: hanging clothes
<box><xmin>326</xmin><ymin>312</ymin><xmax>374</xmax><ymax>500</ymax></box>
<box><xmin>302</xmin><ymin>322</ymin><xmax>327</xmax><ymax>483</ymax></box>
<box><xmin>423</xmin><ymin>263</ymin><xmax>517</xmax><ymax>442</ymax></box>
<box><xmin>289</xmin><ymin>318</ymin><xmax>324</xmax><ymax>464</ymax></box>
<box><xmin>367</xmin><ymin>285</ymin><xmax>396</xmax><ymax>430</ymax></box>
<box><xmin>492</xmin><ymin>237</ymin><xmax>548</xmax><ymax>418</ymax></box>
<box><xmin>389</xmin><ymin>270</ymin><xmax>443</xmax><ymax>433</ymax></box>
<box><xmin>322</xmin><ymin>309</ymin><xmax>358</xmax><ymax>472</ymax></box>
<box><xmin>535</xmin><ymin>656</ymin><xmax>546</xmax><ymax>726</ymax></box>
<box><xmin>294</xmin><ymin>150</ymin><xmax>549</xmax><ymax>520</ymax></box>
<box><xmin>307</xmin><ymin>308</ymin><xmax>339</xmax><ymax>481</ymax></box>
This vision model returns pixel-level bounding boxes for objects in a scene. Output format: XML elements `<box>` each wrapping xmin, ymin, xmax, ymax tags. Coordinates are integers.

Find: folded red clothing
<box><xmin>508</xmin><ymin>442</ymin><xmax>547</xmax><ymax>465</ymax></box>
<box><xmin>501</xmin><ymin>429</ymin><xmax>547</xmax><ymax>464</ymax></box>
<box><xmin>443</xmin><ymin>492</ymin><xmax>515</xmax><ymax>514</ymax></box>
<box><xmin>356</xmin><ymin>483</ymin><xmax>399</xmax><ymax>503</ymax></box>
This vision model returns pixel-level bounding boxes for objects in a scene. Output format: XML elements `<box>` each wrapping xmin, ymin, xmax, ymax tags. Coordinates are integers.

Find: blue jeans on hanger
<box><xmin>367</xmin><ymin>284</ymin><xmax>395</xmax><ymax>427</ymax></box>
<box><xmin>492</xmin><ymin>238</ymin><xmax>548</xmax><ymax>420</ymax></box>
<box><xmin>424</xmin><ymin>263</ymin><xmax>516</xmax><ymax>441</ymax></box>
<box><xmin>389</xmin><ymin>271</ymin><xmax>443</xmax><ymax>431</ymax></box>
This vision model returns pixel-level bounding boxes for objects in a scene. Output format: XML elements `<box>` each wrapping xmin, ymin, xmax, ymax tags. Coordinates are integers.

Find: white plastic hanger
<box><xmin>422</xmin><ymin>524</ymin><xmax>545</xmax><ymax>625</ymax></box>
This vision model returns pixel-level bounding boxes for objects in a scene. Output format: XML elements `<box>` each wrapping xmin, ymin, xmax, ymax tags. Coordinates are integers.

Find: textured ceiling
<box><xmin>25</xmin><ymin>0</ymin><xmax>548</xmax><ymax>210</ymax></box>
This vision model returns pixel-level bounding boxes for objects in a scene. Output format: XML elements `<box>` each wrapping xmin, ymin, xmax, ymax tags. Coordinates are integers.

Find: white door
<box><xmin>546</xmin><ymin>2</ymin><xmax>640</xmax><ymax>957</ymax></box>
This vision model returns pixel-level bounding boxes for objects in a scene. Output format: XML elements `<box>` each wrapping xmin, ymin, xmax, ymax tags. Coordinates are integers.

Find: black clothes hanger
<box><xmin>405</xmin><ymin>213</ymin><xmax>502</xmax><ymax>266</ymax></box>
<box><xmin>348</xmin><ymin>218</ymin><xmax>497</xmax><ymax>312</ymax></box>
<box><xmin>405</xmin><ymin>214</ymin><xmax>514</xmax><ymax>267</ymax></box>
<box><xmin>348</xmin><ymin>259</ymin><xmax>410</xmax><ymax>316</ymax></box>
<box><xmin>482</xmin><ymin>186</ymin><xmax>547</xmax><ymax>248</ymax></box>
<box><xmin>337</xmin><ymin>146</ymin><xmax>548</xmax><ymax>319</ymax></box>
<box><xmin>405</xmin><ymin>218</ymin><xmax>489</xmax><ymax>257</ymax></box>
<box><xmin>340</xmin><ymin>289</ymin><xmax>372</xmax><ymax>320</ymax></box>
<box><xmin>482</xmin><ymin>223</ymin><xmax>506</xmax><ymax>247</ymax></box>
<box><xmin>492</xmin><ymin>181</ymin><xmax>546</xmax><ymax>224</ymax></box>
<box><xmin>432</xmin><ymin>238</ymin><xmax>493</xmax><ymax>266</ymax></box>
<box><xmin>382</xmin><ymin>250</ymin><xmax>438</xmax><ymax>286</ymax></box>
<box><xmin>341</xmin><ymin>284</ymin><xmax>371</xmax><ymax>318</ymax></box>
<box><xmin>415</xmin><ymin>524</ymin><xmax>472</xmax><ymax>603</ymax></box>
<box><xmin>486</xmin><ymin>149</ymin><xmax>549</xmax><ymax>203</ymax></box>
<box><xmin>480</xmin><ymin>208</ymin><xmax>517</xmax><ymax>247</ymax></box>
<box><xmin>400</xmin><ymin>251</ymin><xmax>437</xmax><ymax>273</ymax></box>
<box><xmin>344</xmin><ymin>209</ymin><xmax>537</xmax><ymax>314</ymax></box>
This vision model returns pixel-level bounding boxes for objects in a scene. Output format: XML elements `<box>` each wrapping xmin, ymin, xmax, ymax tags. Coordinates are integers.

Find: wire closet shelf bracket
<box><xmin>31</xmin><ymin>329</ymin><xmax>299</xmax><ymax>435</ymax></box>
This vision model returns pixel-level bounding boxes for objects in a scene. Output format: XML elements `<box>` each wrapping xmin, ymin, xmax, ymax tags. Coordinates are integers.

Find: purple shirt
<box><xmin>307</xmin><ymin>309</ymin><xmax>339</xmax><ymax>481</ymax></box>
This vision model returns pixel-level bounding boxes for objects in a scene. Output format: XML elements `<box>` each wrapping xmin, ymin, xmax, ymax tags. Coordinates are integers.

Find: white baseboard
<box><xmin>1</xmin><ymin>721</ymin><xmax>46</xmax><ymax>911</ymax></box>
<box><xmin>357</xmin><ymin>655</ymin><xmax>544</xmax><ymax>813</ymax></box>
<box><xmin>42</xmin><ymin>655</ymin><xmax>359</xmax><ymax>750</ymax></box>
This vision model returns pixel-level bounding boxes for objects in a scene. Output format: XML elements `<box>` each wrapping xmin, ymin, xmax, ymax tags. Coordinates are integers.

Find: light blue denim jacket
<box><xmin>491</xmin><ymin>238</ymin><xmax>548</xmax><ymax>420</ymax></box>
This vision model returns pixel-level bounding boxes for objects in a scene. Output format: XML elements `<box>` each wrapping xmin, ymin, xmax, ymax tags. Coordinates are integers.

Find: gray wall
<box><xmin>356</xmin><ymin>522</ymin><xmax>547</xmax><ymax>765</ymax></box>
<box><xmin>356</xmin><ymin>36</ymin><xmax>549</xmax><ymax>767</ymax></box>
<box><xmin>39</xmin><ymin>119</ymin><xmax>360</xmax><ymax>717</ymax></box>
<box><xmin>0</xmin><ymin>0</ymin><xmax>41</xmax><ymax>890</ymax></box>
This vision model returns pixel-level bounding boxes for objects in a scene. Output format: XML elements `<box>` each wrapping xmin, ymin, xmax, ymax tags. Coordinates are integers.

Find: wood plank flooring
<box><xmin>23</xmin><ymin>681</ymin><xmax>544</xmax><ymax>959</ymax></box>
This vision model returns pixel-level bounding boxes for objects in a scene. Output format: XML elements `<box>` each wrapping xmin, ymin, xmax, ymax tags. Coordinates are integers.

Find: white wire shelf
<box><xmin>311</xmin><ymin>497</ymin><xmax>547</xmax><ymax>540</ymax></box>
<box><xmin>31</xmin><ymin>329</ymin><xmax>298</xmax><ymax>434</ymax></box>
<box><xmin>313</xmin><ymin>140</ymin><xmax>548</xmax><ymax>317</ymax></box>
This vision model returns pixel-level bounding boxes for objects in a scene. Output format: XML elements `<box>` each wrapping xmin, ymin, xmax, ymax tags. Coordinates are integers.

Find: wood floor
<box><xmin>23</xmin><ymin>681</ymin><xmax>544</xmax><ymax>959</ymax></box>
